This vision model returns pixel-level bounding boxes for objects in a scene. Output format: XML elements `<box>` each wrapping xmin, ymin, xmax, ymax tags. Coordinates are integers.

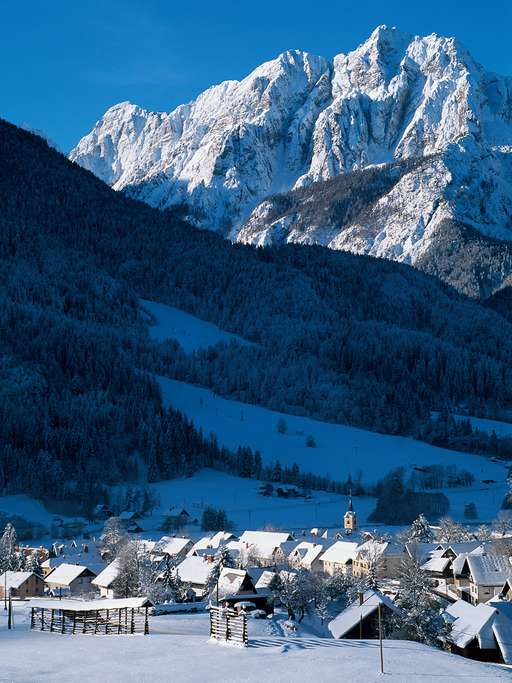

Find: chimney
<box><xmin>358</xmin><ymin>591</ymin><xmax>364</xmax><ymax>605</ymax></box>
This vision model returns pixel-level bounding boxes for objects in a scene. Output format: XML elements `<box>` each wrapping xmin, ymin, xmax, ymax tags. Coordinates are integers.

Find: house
<box><xmin>92</xmin><ymin>504</ymin><xmax>113</xmax><ymax>521</ymax></box>
<box><xmin>461</xmin><ymin>554</ymin><xmax>512</xmax><ymax>605</ymax></box>
<box><xmin>420</xmin><ymin>556</ymin><xmax>453</xmax><ymax>581</ymax></box>
<box><xmin>214</xmin><ymin>567</ymin><xmax>270</xmax><ymax>612</ymax></box>
<box><xmin>254</xmin><ymin>570</ymin><xmax>278</xmax><ymax>592</ymax></box>
<box><xmin>161</xmin><ymin>508</ymin><xmax>192</xmax><ymax>532</ymax></box>
<box><xmin>18</xmin><ymin>546</ymin><xmax>50</xmax><ymax>563</ymax></box>
<box><xmin>45</xmin><ymin>563</ymin><xmax>97</xmax><ymax>596</ymax></box>
<box><xmin>404</xmin><ymin>543</ymin><xmax>443</xmax><ymax>565</ymax></box>
<box><xmin>119</xmin><ymin>511</ymin><xmax>144</xmax><ymax>533</ymax></box>
<box><xmin>0</xmin><ymin>571</ymin><xmax>45</xmax><ymax>599</ymax></box>
<box><xmin>328</xmin><ymin>589</ymin><xmax>400</xmax><ymax>639</ymax></box>
<box><xmin>238</xmin><ymin>530</ymin><xmax>293</xmax><ymax>565</ymax></box>
<box><xmin>40</xmin><ymin>558</ymin><xmax>57</xmax><ymax>578</ymax></box>
<box><xmin>443</xmin><ymin>599</ymin><xmax>512</xmax><ymax>664</ymax></box>
<box><xmin>352</xmin><ymin>541</ymin><xmax>404</xmax><ymax>579</ymax></box>
<box><xmin>119</xmin><ymin>510</ymin><xmax>142</xmax><ymax>523</ymax></box>
<box><xmin>319</xmin><ymin>541</ymin><xmax>360</xmax><ymax>576</ymax></box>
<box><xmin>498</xmin><ymin>577</ymin><xmax>512</xmax><ymax>601</ymax></box>
<box><xmin>91</xmin><ymin>559</ymin><xmax>120</xmax><ymax>598</ymax></box>
<box><xmin>152</xmin><ymin>537</ymin><xmax>193</xmax><ymax>562</ymax></box>
<box><xmin>440</xmin><ymin>542</ymin><xmax>484</xmax><ymax>558</ymax></box>
<box><xmin>175</xmin><ymin>556</ymin><xmax>213</xmax><ymax>599</ymax></box>
<box><xmin>488</xmin><ymin>598</ymin><xmax>512</xmax><ymax>664</ymax></box>
<box><xmin>288</xmin><ymin>542</ymin><xmax>325</xmax><ymax>572</ymax></box>
<box><xmin>188</xmin><ymin>532</ymin><xmax>237</xmax><ymax>557</ymax></box>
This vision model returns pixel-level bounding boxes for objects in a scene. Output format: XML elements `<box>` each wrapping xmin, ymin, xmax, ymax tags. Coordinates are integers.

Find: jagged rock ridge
<box><xmin>70</xmin><ymin>26</ymin><xmax>512</xmax><ymax>294</ymax></box>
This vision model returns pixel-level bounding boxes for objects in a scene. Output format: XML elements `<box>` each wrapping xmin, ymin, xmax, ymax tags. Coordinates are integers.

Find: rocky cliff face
<box><xmin>70</xmin><ymin>26</ymin><xmax>512</xmax><ymax>293</ymax></box>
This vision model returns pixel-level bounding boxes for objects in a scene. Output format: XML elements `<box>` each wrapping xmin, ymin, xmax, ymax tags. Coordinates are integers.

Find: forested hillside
<box><xmin>2</xmin><ymin>119</ymin><xmax>512</xmax><ymax>507</ymax></box>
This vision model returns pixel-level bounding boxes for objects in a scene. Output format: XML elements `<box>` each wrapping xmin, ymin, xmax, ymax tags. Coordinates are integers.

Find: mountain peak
<box><xmin>70</xmin><ymin>26</ymin><xmax>512</xmax><ymax>271</ymax></box>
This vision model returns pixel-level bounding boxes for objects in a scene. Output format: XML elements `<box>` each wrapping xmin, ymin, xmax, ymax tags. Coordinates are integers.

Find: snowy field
<box><xmin>146</xmin><ymin>469</ymin><xmax>377</xmax><ymax>534</ymax></box>
<box><xmin>0</xmin><ymin>470</ymin><xmax>374</xmax><ymax>539</ymax></box>
<box><xmin>458</xmin><ymin>414</ymin><xmax>512</xmax><ymax>438</ymax></box>
<box><xmin>141</xmin><ymin>299</ymin><xmax>251</xmax><ymax>352</ymax></box>
<box><xmin>158</xmin><ymin>377</ymin><xmax>508</xmax><ymax>522</ymax></box>
<box><xmin>1</xmin><ymin>605</ymin><xmax>509</xmax><ymax>683</ymax></box>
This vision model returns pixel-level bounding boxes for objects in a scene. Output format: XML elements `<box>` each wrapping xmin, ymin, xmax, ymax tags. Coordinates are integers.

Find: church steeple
<box><xmin>344</xmin><ymin>489</ymin><xmax>357</xmax><ymax>535</ymax></box>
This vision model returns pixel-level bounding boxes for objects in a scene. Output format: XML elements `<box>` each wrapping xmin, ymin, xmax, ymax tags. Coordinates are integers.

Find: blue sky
<box><xmin>1</xmin><ymin>0</ymin><xmax>511</xmax><ymax>152</ymax></box>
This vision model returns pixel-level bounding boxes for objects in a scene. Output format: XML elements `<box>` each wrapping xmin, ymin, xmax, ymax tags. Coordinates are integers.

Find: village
<box><xmin>2</xmin><ymin>491</ymin><xmax>512</xmax><ymax>678</ymax></box>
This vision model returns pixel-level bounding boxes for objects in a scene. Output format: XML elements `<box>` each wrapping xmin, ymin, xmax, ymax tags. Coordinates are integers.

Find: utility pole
<box><xmin>3</xmin><ymin>571</ymin><xmax>6</xmax><ymax>610</ymax></box>
<box><xmin>7</xmin><ymin>590</ymin><xmax>12</xmax><ymax>630</ymax></box>
<box><xmin>378</xmin><ymin>602</ymin><xmax>384</xmax><ymax>674</ymax></box>
<box><xmin>359</xmin><ymin>592</ymin><xmax>363</xmax><ymax>639</ymax></box>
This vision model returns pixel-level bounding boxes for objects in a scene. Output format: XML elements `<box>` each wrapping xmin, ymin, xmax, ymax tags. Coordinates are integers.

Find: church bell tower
<box><xmin>344</xmin><ymin>490</ymin><xmax>357</xmax><ymax>535</ymax></box>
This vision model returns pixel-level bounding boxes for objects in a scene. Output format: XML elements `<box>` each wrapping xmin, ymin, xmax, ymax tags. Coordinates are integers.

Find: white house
<box><xmin>152</xmin><ymin>537</ymin><xmax>193</xmax><ymax>562</ymax></box>
<box><xmin>175</xmin><ymin>556</ymin><xmax>213</xmax><ymax>599</ymax></box>
<box><xmin>443</xmin><ymin>598</ymin><xmax>512</xmax><ymax>664</ymax></box>
<box><xmin>0</xmin><ymin>571</ymin><xmax>44</xmax><ymax>599</ymax></box>
<box><xmin>45</xmin><ymin>563</ymin><xmax>97</xmax><ymax>596</ymax></box>
<box><xmin>288</xmin><ymin>542</ymin><xmax>325</xmax><ymax>572</ymax></box>
<box><xmin>319</xmin><ymin>541</ymin><xmax>360</xmax><ymax>576</ymax></box>
<box><xmin>462</xmin><ymin>555</ymin><xmax>512</xmax><ymax>605</ymax></box>
<box><xmin>352</xmin><ymin>541</ymin><xmax>403</xmax><ymax>579</ymax></box>
<box><xmin>238</xmin><ymin>530</ymin><xmax>293</xmax><ymax>565</ymax></box>
<box><xmin>91</xmin><ymin>560</ymin><xmax>121</xmax><ymax>598</ymax></box>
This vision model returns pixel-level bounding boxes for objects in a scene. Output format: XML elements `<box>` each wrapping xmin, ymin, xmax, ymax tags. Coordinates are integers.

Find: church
<box><xmin>344</xmin><ymin>492</ymin><xmax>357</xmax><ymax>534</ymax></box>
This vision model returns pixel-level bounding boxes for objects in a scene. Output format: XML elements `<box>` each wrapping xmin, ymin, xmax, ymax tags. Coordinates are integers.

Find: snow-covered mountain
<box><xmin>71</xmin><ymin>26</ymin><xmax>512</xmax><ymax>293</ymax></box>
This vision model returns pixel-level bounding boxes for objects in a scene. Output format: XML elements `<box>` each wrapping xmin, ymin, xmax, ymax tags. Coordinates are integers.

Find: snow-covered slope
<box><xmin>71</xmin><ymin>26</ymin><xmax>512</xmax><ymax>290</ymax></box>
<box><xmin>157</xmin><ymin>377</ymin><xmax>507</xmax><ymax>521</ymax></box>
<box><xmin>3</xmin><ymin>606</ymin><xmax>509</xmax><ymax>682</ymax></box>
<box><xmin>141</xmin><ymin>299</ymin><xmax>251</xmax><ymax>352</ymax></box>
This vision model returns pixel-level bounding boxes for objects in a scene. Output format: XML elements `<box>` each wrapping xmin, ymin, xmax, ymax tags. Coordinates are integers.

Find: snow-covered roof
<box><xmin>240</xmin><ymin>530</ymin><xmax>292</xmax><ymax>547</ymax></box>
<box><xmin>254</xmin><ymin>570</ymin><xmax>277</xmax><ymax>590</ymax></box>
<box><xmin>320</xmin><ymin>541</ymin><xmax>359</xmax><ymax>566</ymax></box>
<box><xmin>189</xmin><ymin>536</ymin><xmax>215</xmax><ymax>553</ymax></box>
<box><xmin>404</xmin><ymin>543</ymin><xmax>442</xmax><ymax>564</ymax></box>
<box><xmin>29</xmin><ymin>597</ymin><xmax>153</xmax><ymax>611</ymax></box>
<box><xmin>119</xmin><ymin>511</ymin><xmax>140</xmax><ymax>520</ymax></box>
<box><xmin>452</xmin><ymin>552</ymin><xmax>470</xmax><ymax>577</ymax></box>
<box><xmin>444</xmin><ymin>600</ymin><xmax>497</xmax><ymax>649</ymax></box>
<box><xmin>153</xmin><ymin>537</ymin><xmax>192</xmax><ymax>557</ymax></box>
<box><xmin>238</xmin><ymin>530</ymin><xmax>294</xmax><ymax>561</ymax></box>
<box><xmin>189</xmin><ymin>532</ymin><xmax>236</xmax><ymax>556</ymax></box>
<box><xmin>136</xmin><ymin>539</ymin><xmax>156</xmax><ymax>553</ymax></box>
<box><xmin>45</xmin><ymin>563</ymin><xmax>96</xmax><ymax>586</ymax></box>
<box><xmin>420</xmin><ymin>557</ymin><xmax>451</xmax><ymax>573</ymax></box>
<box><xmin>328</xmin><ymin>590</ymin><xmax>399</xmax><ymax>639</ymax></box>
<box><xmin>0</xmin><ymin>571</ymin><xmax>37</xmax><ymax>590</ymax></box>
<box><xmin>91</xmin><ymin>560</ymin><xmax>120</xmax><ymax>589</ymax></box>
<box><xmin>209</xmin><ymin>531</ymin><xmax>237</xmax><ymax>546</ymax></box>
<box><xmin>355</xmin><ymin>540</ymin><xmax>403</xmax><ymax>560</ymax></box>
<box><xmin>466</xmin><ymin>554</ymin><xmax>512</xmax><ymax>586</ymax></box>
<box><xmin>443</xmin><ymin>542</ymin><xmax>483</xmax><ymax>556</ymax></box>
<box><xmin>217</xmin><ymin>568</ymin><xmax>254</xmax><ymax>600</ymax></box>
<box><xmin>289</xmin><ymin>542</ymin><xmax>324</xmax><ymax>568</ymax></box>
<box><xmin>488</xmin><ymin>599</ymin><xmax>512</xmax><ymax>664</ymax></box>
<box><xmin>176</xmin><ymin>556</ymin><xmax>212</xmax><ymax>586</ymax></box>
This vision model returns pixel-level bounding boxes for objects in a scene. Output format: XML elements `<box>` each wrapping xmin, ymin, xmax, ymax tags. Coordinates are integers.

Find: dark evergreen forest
<box><xmin>2</xmin><ymin>118</ymin><xmax>512</xmax><ymax>509</ymax></box>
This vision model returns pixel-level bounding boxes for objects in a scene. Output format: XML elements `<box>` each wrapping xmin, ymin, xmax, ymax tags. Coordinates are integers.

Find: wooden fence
<box><xmin>209</xmin><ymin>605</ymin><xmax>247</xmax><ymax>646</ymax></box>
<box><xmin>30</xmin><ymin>606</ymin><xmax>149</xmax><ymax>635</ymax></box>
